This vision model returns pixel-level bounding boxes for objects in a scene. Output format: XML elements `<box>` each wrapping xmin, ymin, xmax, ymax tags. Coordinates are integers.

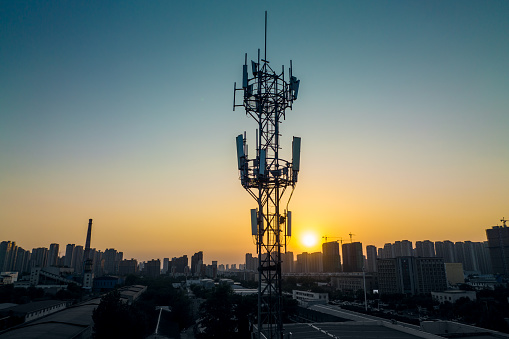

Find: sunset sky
<box><xmin>1</xmin><ymin>1</ymin><xmax>508</xmax><ymax>265</ymax></box>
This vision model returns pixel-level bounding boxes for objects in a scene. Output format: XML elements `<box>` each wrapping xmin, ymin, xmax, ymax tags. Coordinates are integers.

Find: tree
<box><xmin>196</xmin><ymin>284</ymin><xmax>237</xmax><ymax>338</ymax></box>
<box><xmin>92</xmin><ymin>291</ymin><xmax>151</xmax><ymax>339</ymax></box>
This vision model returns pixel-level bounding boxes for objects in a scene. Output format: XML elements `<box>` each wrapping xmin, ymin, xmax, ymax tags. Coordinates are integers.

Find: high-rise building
<box><xmin>342</xmin><ymin>242</ymin><xmax>363</xmax><ymax>272</ymax></box>
<box><xmin>382</xmin><ymin>243</ymin><xmax>393</xmax><ymax>258</ymax></box>
<box><xmin>443</xmin><ymin>240</ymin><xmax>456</xmax><ymax>263</ymax></box>
<box><xmin>93</xmin><ymin>250</ymin><xmax>104</xmax><ymax>276</ymax></box>
<box><xmin>392</xmin><ymin>241</ymin><xmax>412</xmax><ymax>258</ymax></box>
<box><xmin>475</xmin><ymin>241</ymin><xmax>493</xmax><ymax>274</ymax></box>
<box><xmin>119</xmin><ymin>259</ymin><xmax>138</xmax><ymax>275</ymax></box>
<box><xmin>393</xmin><ymin>241</ymin><xmax>403</xmax><ymax>257</ymax></box>
<box><xmin>415</xmin><ymin>240</ymin><xmax>435</xmax><ymax>257</ymax></box>
<box><xmin>144</xmin><ymin>259</ymin><xmax>161</xmax><ymax>278</ymax></box>
<box><xmin>0</xmin><ymin>241</ymin><xmax>16</xmax><ymax>272</ymax></box>
<box><xmin>308</xmin><ymin>252</ymin><xmax>323</xmax><ymax>273</ymax></box>
<box><xmin>322</xmin><ymin>241</ymin><xmax>341</xmax><ymax>273</ymax></box>
<box><xmin>486</xmin><ymin>225</ymin><xmax>509</xmax><ymax>277</ymax></box>
<box><xmin>31</xmin><ymin>247</ymin><xmax>49</xmax><ymax>268</ymax></box>
<box><xmin>13</xmin><ymin>247</ymin><xmax>30</xmax><ymax>273</ymax></box>
<box><xmin>281</xmin><ymin>252</ymin><xmax>293</xmax><ymax>273</ymax></box>
<box><xmin>73</xmin><ymin>246</ymin><xmax>84</xmax><ymax>273</ymax></box>
<box><xmin>9</xmin><ymin>244</ymin><xmax>18</xmax><ymax>272</ymax></box>
<box><xmin>48</xmin><ymin>243</ymin><xmax>59</xmax><ymax>267</ymax></box>
<box><xmin>64</xmin><ymin>244</ymin><xmax>75</xmax><ymax>268</ymax></box>
<box><xmin>365</xmin><ymin>245</ymin><xmax>377</xmax><ymax>273</ymax></box>
<box><xmin>462</xmin><ymin>241</ymin><xmax>477</xmax><ymax>271</ymax></box>
<box><xmin>454</xmin><ymin>242</ymin><xmax>465</xmax><ymax>268</ymax></box>
<box><xmin>400</xmin><ymin>240</ymin><xmax>413</xmax><ymax>256</ymax></box>
<box><xmin>162</xmin><ymin>258</ymin><xmax>170</xmax><ymax>274</ymax></box>
<box><xmin>207</xmin><ymin>261</ymin><xmax>218</xmax><ymax>279</ymax></box>
<box><xmin>435</xmin><ymin>241</ymin><xmax>445</xmax><ymax>260</ymax></box>
<box><xmin>245</xmin><ymin>253</ymin><xmax>258</xmax><ymax>271</ymax></box>
<box><xmin>191</xmin><ymin>251</ymin><xmax>203</xmax><ymax>276</ymax></box>
<box><xmin>103</xmin><ymin>249</ymin><xmax>119</xmax><ymax>275</ymax></box>
<box><xmin>377</xmin><ymin>256</ymin><xmax>447</xmax><ymax>295</ymax></box>
<box><xmin>171</xmin><ymin>255</ymin><xmax>188</xmax><ymax>274</ymax></box>
<box><xmin>295</xmin><ymin>252</ymin><xmax>308</xmax><ymax>273</ymax></box>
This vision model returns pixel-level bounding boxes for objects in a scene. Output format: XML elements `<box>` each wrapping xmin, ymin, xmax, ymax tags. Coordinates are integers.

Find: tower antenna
<box><xmin>264</xmin><ymin>11</ymin><xmax>267</xmax><ymax>62</ymax></box>
<box><xmin>233</xmin><ymin>11</ymin><xmax>301</xmax><ymax>339</ymax></box>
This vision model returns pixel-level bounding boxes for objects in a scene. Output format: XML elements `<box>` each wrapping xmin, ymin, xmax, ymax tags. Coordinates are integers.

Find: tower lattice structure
<box><xmin>234</xmin><ymin>12</ymin><xmax>301</xmax><ymax>339</ymax></box>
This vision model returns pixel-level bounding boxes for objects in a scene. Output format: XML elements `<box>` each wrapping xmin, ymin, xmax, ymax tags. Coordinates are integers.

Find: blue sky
<box><xmin>1</xmin><ymin>1</ymin><xmax>508</xmax><ymax>264</ymax></box>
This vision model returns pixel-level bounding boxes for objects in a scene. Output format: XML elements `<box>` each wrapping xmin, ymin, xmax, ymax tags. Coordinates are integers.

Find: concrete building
<box><xmin>0</xmin><ymin>286</ymin><xmax>146</xmax><ymax>338</ymax></box>
<box><xmin>377</xmin><ymin>256</ymin><xmax>447</xmax><ymax>295</ymax></box>
<box><xmin>474</xmin><ymin>241</ymin><xmax>492</xmax><ymax>274</ymax></box>
<box><xmin>191</xmin><ymin>251</ymin><xmax>203</xmax><ymax>277</ymax></box>
<box><xmin>486</xmin><ymin>225</ymin><xmax>509</xmax><ymax>277</ymax></box>
<box><xmin>415</xmin><ymin>240</ymin><xmax>435</xmax><ymax>257</ymax></box>
<box><xmin>342</xmin><ymin>242</ymin><xmax>363</xmax><ymax>272</ymax></box>
<box><xmin>118</xmin><ymin>258</ymin><xmax>138</xmax><ymax>275</ymax></box>
<box><xmin>431</xmin><ymin>290</ymin><xmax>476</xmax><ymax>304</ymax></box>
<box><xmin>13</xmin><ymin>247</ymin><xmax>31</xmax><ymax>274</ymax></box>
<box><xmin>322</xmin><ymin>241</ymin><xmax>341</xmax><ymax>273</ymax></box>
<box><xmin>296</xmin><ymin>252</ymin><xmax>308</xmax><ymax>273</ymax></box>
<box><xmin>103</xmin><ymin>248</ymin><xmax>121</xmax><ymax>275</ymax></box>
<box><xmin>444</xmin><ymin>263</ymin><xmax>464</xmax><ymax>286</ymax></box>
<box><xmin>393</xmin><ymin>240</ymin><xmax>413</xmax><ymax>257</ymax></box>
<box><xmin>162</xmin><ymin>258</ymin><xmax>170</xmax><ymax>274</ymax></box>
<box><xmin>382</xmin><ymin>243</ymin><xmax>393</xmax><ymax>258</ymax></box>
<box><xmin>171</xmin><ymin>255</ymin><xmax>188</xmax><ymax>274</ymax></box>
<box><xmin>281</xmin><ymin>252</ymin><xmax>293</xmax><ymax>273</ymax></box>
<box><xmin>330</xmin><ymin>273</ymin><xmax>376</xmax><ymax>293</ymax></box>
<box><xmin>245</xmin><ymin>253</ymin><xmax>257</xmax><ymax>271</ymax></box>
<box><xmin>0</xmin><ymin>241</ymin><xmax>16</xmax><ymax>272</ymax></box>
<box><xmin>72</xmin><ymin>246</ymin><xmax>83</xmax><ymax>273</ymax></box>
<box><xmin>292</xmin><ymin>290</ymin><xmax>329</xmax><ymax>307</ymax></box>
<box><xmin>31</xmin><ymin>247</ymin><xmax>49</xmax><ymax>268</ymax></box>
<box><xmin>0</xmin><ymin>300</ymin><xmax>68</xmax><ymax>323</ymax></box>
<box><xmin>48</xmin><ymin>243</ymin><xmax>59</xmax><ymax>267</ymax></box>
<box><xmin>64</xmin><ymin>244</ymin><xmax>75</xmax><ymax>268</ymax></box>
<box><xmin>93</xmin><ymin>276</ymin><xmax>123</xmax><ymax>292</ymax></box>
<box><xmin>308</xmin><ymin>252</ymin><xmax>323</xmax><ymax>273</ymax></box>
<box><xmin>365</xmin><ymin>245</ymin><xmax>377</xmax><ymax>273</ymax></box>
<box><xmin>435</xmin><ymin>241</ymin><xmax>456</xmax><ymax>263</ymax></box>
<box><xmin>144</xmin><ymin>259</ymin><xmax>161</xmax><ymax>278</ymax></box>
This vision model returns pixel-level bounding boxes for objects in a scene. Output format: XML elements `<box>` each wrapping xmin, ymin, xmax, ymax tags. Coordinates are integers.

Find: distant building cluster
<box><xmin>0</xmin><ymin>238</ymin><xmax>246</xmax><ymax>291</ymax></box>
<box><xmin>241</xmin><ymin>222</ymin><xmax>509</xmax><ymax>295</ymax></box>
<box><xmin>2</xmin><ymin>221</ymin><xmax>509</xmax><ymax>297</ymax></box>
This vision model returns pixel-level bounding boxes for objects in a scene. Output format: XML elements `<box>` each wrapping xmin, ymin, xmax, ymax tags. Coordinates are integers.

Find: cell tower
<box><xmin>233</xmin><ymin>12</ymin><xmax>301</xmax><ymax>339</ymax></box>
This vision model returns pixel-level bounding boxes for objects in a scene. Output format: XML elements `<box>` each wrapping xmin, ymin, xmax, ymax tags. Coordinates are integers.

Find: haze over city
<box><xmin>1</xmin><ymin>1</ymin><xmax>508</xmax><ymax>264</ymax></box>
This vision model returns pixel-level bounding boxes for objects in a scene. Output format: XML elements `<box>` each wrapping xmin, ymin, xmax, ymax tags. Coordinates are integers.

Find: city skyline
<box><xmin>0</xmin><ymin>229</ymin><xmax>496</xmax><ymax>267</ymax></box>
<box><xmin>1</xmin><ymin>2</ymin><xmax>508</xmax><ymax>265</ymax></box>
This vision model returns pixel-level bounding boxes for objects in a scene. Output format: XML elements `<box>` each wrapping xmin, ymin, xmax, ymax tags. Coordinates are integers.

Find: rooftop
<box><xmin>0</xmin><ymin>298</ymin><xmax>100</xmax><ymax>339</ymax></box>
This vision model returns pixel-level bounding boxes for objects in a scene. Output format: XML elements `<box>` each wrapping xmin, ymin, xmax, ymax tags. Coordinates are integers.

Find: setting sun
<box><xmin>301</xmin><ymin>232</ymin><xmax>318</xmax><ymax>248</ymax></box>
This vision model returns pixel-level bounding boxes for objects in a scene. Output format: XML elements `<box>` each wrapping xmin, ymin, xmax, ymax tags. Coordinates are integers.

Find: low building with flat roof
<box><xmin>293</xmin><ymin>290</ymin><xmax>329</xmax><ymax>307</ymax></box>
<box><xmin>431</xmin><ymin>290</ymin><xmax>476</xmax><ymax>304</ymax></box>
<box><xmin>0</xmin><ymin>300</ymin><xmax>68</xmax><ymax>323</ymax></box>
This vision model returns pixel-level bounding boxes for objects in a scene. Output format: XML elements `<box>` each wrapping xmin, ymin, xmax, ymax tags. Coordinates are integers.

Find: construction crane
<box><xmin>348</xmin><ymin>232</ymin><xmax>355</xmax><ymax>243</ymax></box>
<box><xmin>502</xmin><ymin>217</ymin><xmax>507</xmax><ymax>227</ymax></box>
<box><xmin>322</xmin><ymin>236</ymin><xmax>343</xmax><ymax>245</ymax></box>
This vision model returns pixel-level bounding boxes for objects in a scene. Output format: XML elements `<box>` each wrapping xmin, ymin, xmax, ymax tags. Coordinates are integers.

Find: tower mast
<box><xmin>234</xmin><ymin>12</ymin><xmax>301</xmax><ymax>339</ymax></box>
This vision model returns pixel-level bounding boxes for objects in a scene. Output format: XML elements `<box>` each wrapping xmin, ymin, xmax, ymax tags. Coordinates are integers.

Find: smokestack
<box><xmin>84</xmin><ymin>219</ymin><xmax>92</xmax><ymax>260</ymax></box>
